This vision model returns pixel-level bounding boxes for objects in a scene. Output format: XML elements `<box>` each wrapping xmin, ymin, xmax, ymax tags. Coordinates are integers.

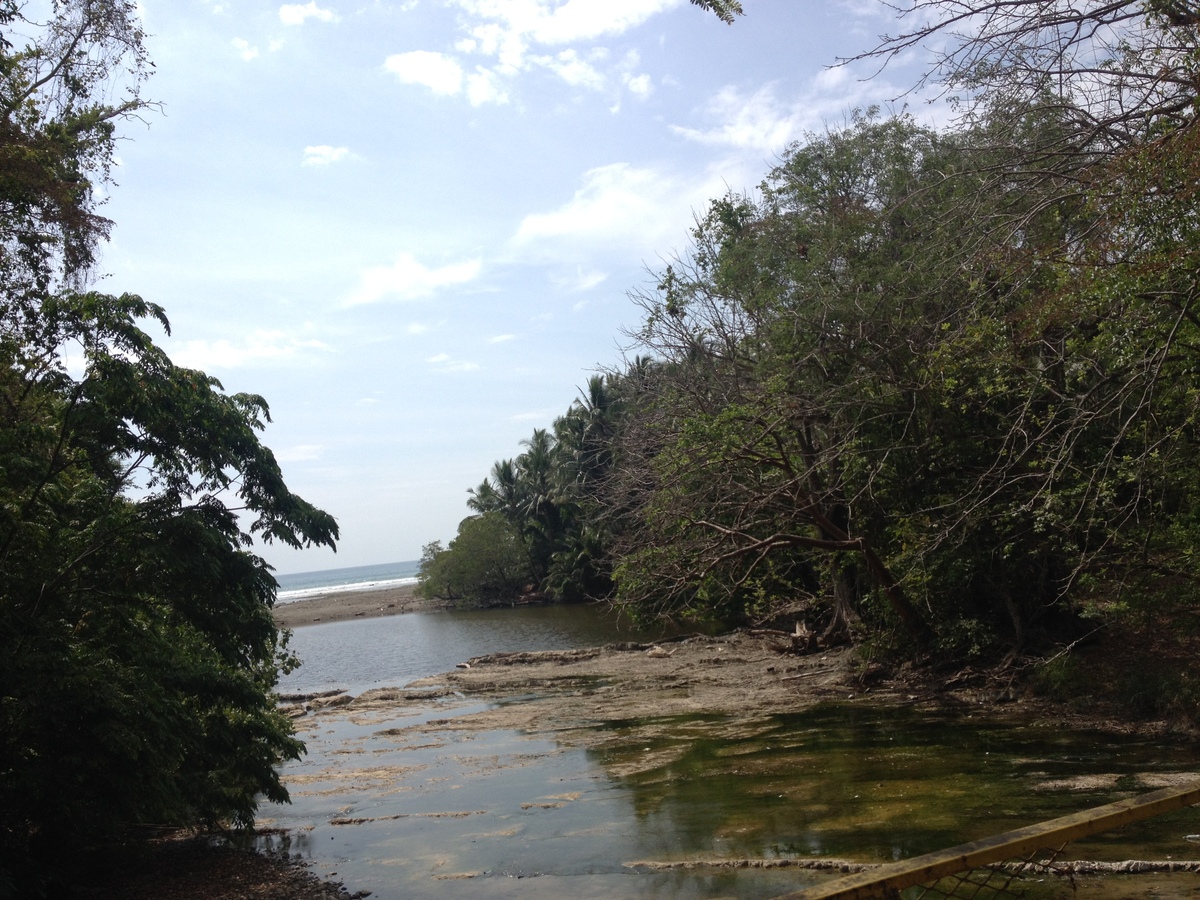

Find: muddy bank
<box><xmin>298</xmin><ymin>630</ymin><xmax>1076</xmax><ymax>770</ymax></box>
<box><xmin>272</xmin><ymin>629</ymin><xmax>1200</xmax><ymax>898</ymax></box>
<box><xmin>68</xmin><ymin>829</ymin><xmax>369</xmax><ymax>900</ymax></box>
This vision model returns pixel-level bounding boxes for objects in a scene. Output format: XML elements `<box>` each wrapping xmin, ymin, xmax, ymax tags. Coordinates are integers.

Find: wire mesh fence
<box><xmin>777</xmin><ymin>780</ymin><xmax>1200</xmax><ymax>900</ymax></box>
<box><xmin>903</xmin><ymin>842</ymin><xmax>1072</xmax><ymax>900</ymax></box>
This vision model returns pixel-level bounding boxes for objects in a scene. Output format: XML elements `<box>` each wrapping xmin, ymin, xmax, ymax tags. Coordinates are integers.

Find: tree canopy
<box><xmin>435</xmin><ymin>0</ymin><xmax>1200</xmax><ymax>687</ymax></box>
<box><xmin>689</xmin><ymin>0</ymin><xmax>744</xmax><ymax>26</ymax></box>
<box><xmin>0</xmin><ymin>1</ymin><xmax>337</xmax><ymax>887</ymax></box>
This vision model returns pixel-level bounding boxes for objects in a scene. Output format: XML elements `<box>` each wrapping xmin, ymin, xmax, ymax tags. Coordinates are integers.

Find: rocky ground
<box><xmin>74</xmin><ymin>602</ymin><xmax>1197</xmax><ymax>899</ymax></box>
<box><xmin>73</xmin><ymin>631</ymin><xmax>897</xmax><ymax>899</ymax></box>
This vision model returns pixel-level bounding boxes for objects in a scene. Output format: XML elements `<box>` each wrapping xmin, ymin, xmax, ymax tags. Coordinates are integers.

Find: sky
<box><xmin>98</xmin><ymin>0</ymin><xmax>936</xmax><ymax>575</ymax></box>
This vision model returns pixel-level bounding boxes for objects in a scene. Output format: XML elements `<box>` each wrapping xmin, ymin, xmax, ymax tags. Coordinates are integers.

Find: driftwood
<box><xmin>781</xmin><ymin>669</ymin><xmax>833</xmax><ymax>681</ymax></box>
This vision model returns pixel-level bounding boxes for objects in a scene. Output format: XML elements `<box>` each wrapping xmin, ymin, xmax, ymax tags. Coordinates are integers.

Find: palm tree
<box><xmin>466</xmin><ymin>478</ymin><xmax>500</xmax><ymax>514</ymax></box>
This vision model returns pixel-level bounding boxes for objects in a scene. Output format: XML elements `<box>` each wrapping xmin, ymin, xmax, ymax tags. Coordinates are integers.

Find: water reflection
<box><xmin>595</xmin><ymin>704</ymin><xmax>1200</xmax><ymax>871</ymax></box>
<box><xmin>263</xmin><ymin>612</ymin><xmax>1200</xmax><ymax>898</ymax></box>
<box><xmin>261</xmin><ymin>695</ymin><xmax>1200</xmax><ymax>898</ymax></box>
<box><xmin>278</xmin><ymin>604</ymin><xmax>669</xmax><ymax>696</ymax></box>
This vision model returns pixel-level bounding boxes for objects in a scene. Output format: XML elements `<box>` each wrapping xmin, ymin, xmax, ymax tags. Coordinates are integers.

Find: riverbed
<box><xmin>260</xmin><ymin>607</ymin><xmax>1200</xmax><ymax>899</ymax></box>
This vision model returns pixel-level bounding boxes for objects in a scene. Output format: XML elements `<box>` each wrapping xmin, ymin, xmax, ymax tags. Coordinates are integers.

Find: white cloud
<box><xmin>551</xmin><ymin>268</ymin><xmax>607</xmax><ymax>292</ymax></box>
<box><xmin>384</xmin><ymin>52</ymin><xmax>507</xmax><ymax>105</ymax></box>
<box><xmin>231</xmin><ymin>37</ymin><xmax>259</xmax><ymax>60</ymax></box>
<box><xmin>427</xmin><ymin>352</ymin><xmax>480</xmax><ymax>373</ymax></box>
<box><xmin>533</xmin><ymin>48</ymin><xmax>605</xmax><ymax>90</ymax></box>
<box><xmin>513</xmin><ymin>162</ymin><xmax>699</xmax><ymax>257</ymax></box>
<box><xmin>384</xmin><ymin>51</ymin><xmax>465</xmax><ymax>96</ymax></box>
<box><xmin>510</xmin><ymin>159</ymin><xmax>752</xmax><ymax>266</ymax></box>
<box><xmin>170</xmin><ymin>330</ymin><xmax>328</xmax><ymax>370</ymax></box>
<box><xmin>671</xmin><ymin>84</ymin><xmax>805</xmax><ymax>152</ymax></box>
<box><xmin>347</xmin><ymin>253</ymin><xmax>482</xmax><ymax>306</ymax></box>
<box><xmin>488</xmin><ymin>333</ymin><xmax>516</xmax><ymax>344</ymax></box>
<box><xmin>617</xmin><ymin>49</ymin><xmax>651</xmax><ymax>98</ymax></box>
<box><xmin>623</xmin><ymin>71</ymin><xmax>651</xmax><ymax>97</ymax></box>
<box><xmin>671</xmin><ymin>73</ymin><xmax>914</xmax><ymax>154</ymax></box>
<box><xmin>454</xmin><ymin>0</ymin><xmax>680</xmax><ymax>47</ymax></box>
<box><xmin>465</xmin><ymin>66</ymin><xmax>509</xmax><ymax>105</ymax></box>
<box><xmin>406</xmin><ymin>322</ymin><xmax>431</xmax><ymax>335</ymax></box>
<box><xmin>386</xmin><ymin>0</ymin><xmax>681</xmax><ymax>102</ymax></box>
<box><xmin>302</xmin><ymin>145</ymin><xmax>351</xmax><ymax>166</ymax></box>
<box><xmin>279</xmin><ymin>2</ymin><xmax>339</xmax><ymax>26</ymax></box>
<box><xmin>275</xmin><ymin>444</ymin><xmax>324</xmax><ymax>462</ymax></box>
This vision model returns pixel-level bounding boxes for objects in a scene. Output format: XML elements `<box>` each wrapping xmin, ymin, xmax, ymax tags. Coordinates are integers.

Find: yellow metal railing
<box><xmin>779</xmin><ymin>780</ymin><xmax>1200</xmax><ymax>900</ymax></box>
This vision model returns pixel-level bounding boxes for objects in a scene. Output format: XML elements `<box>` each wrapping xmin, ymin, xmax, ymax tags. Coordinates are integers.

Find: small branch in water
<box><xmin>1039</xmin><ymin>626</ymin><xmax>1106</xmax><ymax>669</ymax></box>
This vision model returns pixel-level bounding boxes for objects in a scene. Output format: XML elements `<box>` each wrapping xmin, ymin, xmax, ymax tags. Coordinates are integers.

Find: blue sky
<box><xmin>101</xmin><ymin>0</ymin><xmax>932</xmax><ymax>574</ymax></box>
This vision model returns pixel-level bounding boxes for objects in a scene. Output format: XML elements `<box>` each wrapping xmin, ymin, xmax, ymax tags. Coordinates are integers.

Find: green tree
<box><xmin>610</xmin><ymin>99</ymin><xmax>1200</xmax><ymax>657</ymax></box>
<box><xmin>0</xmin><ymin>0</ymin><xmax>150</xmax><ymax>305</ymax></box>
<box><xmin>0</xmin><ymin>291</ymin><xmax>338</xmax><ymax>879</ymax></box>
<box><xmin>689</xmin><ymin>0</ymin><xmax>743</xmax><ymax>25</ymax></box>
<box><xmin>417</xmin><ymin>512</ymin><xmax>532</xmax><ymax>605</ymax></box>
<box><xmin>0</xmin><ymin>2</ymin><xmax>339</xmax><ymax>887</ymax></box>
<box><xmin>612</xmin><ymin>114</ymin><xmax>956</xmax><ymax>640</ymax></box>
<box><xmin>457</xmin><ymin>364</ymin><xmax>655</xmax><ymax>606</ymax></box>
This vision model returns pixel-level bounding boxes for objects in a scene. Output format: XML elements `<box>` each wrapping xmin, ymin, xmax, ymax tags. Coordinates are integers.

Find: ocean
<box><xmin>273</xmin><ymin>559</ymin><xmax>420</xmax><ymax>604</ymax></box>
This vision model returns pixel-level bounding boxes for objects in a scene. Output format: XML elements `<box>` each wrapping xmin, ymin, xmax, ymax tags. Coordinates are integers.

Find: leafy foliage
<box><xmin>0</xmin><ymin>2</ymin><xmax>338</xmax><ymax>887</ymax></box>
<box><xmin>441</xmin><ymin>0</ymin><xmax>1200</xmax><ymax>668</ymax></box>
<box><xmin>688</xmin><ymin>0</ymin><xmax>744</xmax><ymax>26</ymax></box>
<box><xmin>0</xmin><ymin>288</ymin><xmax>339</xmax><ymax>871</ymax></box>
<box><xmin>352</xmin><ymin>2</ymin><xmax>1199</xmax><ymax>725</ymax></box>
<box><xmin>417</xmin><ymin>513</ymin><xmax>532</xmax><ymax>605</ymax></box>
<box><xmin>425</xmin><ymin>368</ymin><xmax>653</xmax><ymax>606</ymax></box>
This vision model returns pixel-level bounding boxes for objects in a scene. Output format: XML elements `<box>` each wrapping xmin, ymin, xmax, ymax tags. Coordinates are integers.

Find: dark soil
<box><xmin>63</xmin><ymin>830</ymin><xmax>367</xmax><ymax>900</ymax></box>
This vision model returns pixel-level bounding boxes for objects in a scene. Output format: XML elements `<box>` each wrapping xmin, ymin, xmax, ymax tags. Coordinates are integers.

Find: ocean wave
<box><xmin>275</xmin><ymin>575</ymin><xmax>419</xmax><ymax>604</ymax></box>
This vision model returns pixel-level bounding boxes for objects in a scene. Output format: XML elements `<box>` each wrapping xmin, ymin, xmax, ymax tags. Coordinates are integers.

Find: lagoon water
<box><xmin>263</xmin><ymin>607</ymin><xmax>1200</xmax><ymax>899</ymax></box>
<box><xmin>276</xmin><ymin>603</ymin><xmax>664</xmax><ymax>696</ymax></box>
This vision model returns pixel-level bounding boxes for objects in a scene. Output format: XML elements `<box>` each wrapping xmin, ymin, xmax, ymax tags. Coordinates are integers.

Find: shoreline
<box><xmin>83</xmin><ymin>623</ymin><xmax>1194</xmax><ymax>897</ymax></box>
<box><xmin>271</xmin><ymin>583</ymin><xmax>454</xmax><ymax>629</ymax></box>
<box><xmin>267</xmin><ymin>631</ymin><xmax>1198</xmax><ymax>896</ymax></box>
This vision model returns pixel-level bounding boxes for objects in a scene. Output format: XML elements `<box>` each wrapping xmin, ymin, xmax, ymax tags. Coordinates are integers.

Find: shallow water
<box><xmin>277</xmin><ymin>604</ymin><xmax>668</xmax><ymax>696</ymax></box>
<box><xmin>261</xmin><ymin>612</ymin><xmax>1200</xmax><ymax>899</ymax></box>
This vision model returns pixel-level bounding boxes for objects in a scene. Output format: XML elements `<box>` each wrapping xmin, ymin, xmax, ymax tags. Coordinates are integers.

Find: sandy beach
<box><xmin>272</xmin><ymin>583</ymin><xmax>449</xmax><ymax>629</ymax></box>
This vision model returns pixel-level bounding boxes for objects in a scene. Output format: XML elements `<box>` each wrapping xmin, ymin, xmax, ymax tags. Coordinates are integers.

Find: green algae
<box><xmin>590</xmin><ymin>703</ymin><xmax>1200</xmax><ymax>865</ymax></box>
<box><xmin>262</xmin><ymin>699</ymin><xmax>1200</xmax><ymax>897</ymax></box>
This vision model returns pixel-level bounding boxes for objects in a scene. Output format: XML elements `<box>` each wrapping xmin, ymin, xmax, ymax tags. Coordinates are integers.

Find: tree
<box><xmin>450</xmin><ymin>364</ymin><xmax>656</xmax><ymax>607</ymax></box>
<box><xmin>0</xmin><ymin>0</ymin><xmax>150</xmax><ymax>306</ymax></box>
<box><xmin>610</xmin><ymin>98</ymin><xmax>1200</xmax><ymax>656</ymax></box>
<box><xmin>0</xmin><ymin>2</ymin><xmax>339</xmax><ymax>887</ymax></box>
<box><xmin>417</xmin><ymin>512</ymin><xmax>532</xmax><ymax>605</ymax></box>
<box><xmin>852</xmin><ymin>0</ymin><xmax>1200</xmax><ymax>157</ymax></box>
<box><xmin>689</xmin><ymin>0</ymin><xmax>744</xmax><ymax>25</ymax></box>
<box><xmin>0</xmin><ymin>291</ymin><xmax>338</xmax><ymax>877</ymax></box>
<box><xmin>611</xmin><ymin>115</ymin><xmax>958</xmax><ymax>640</ymax></box>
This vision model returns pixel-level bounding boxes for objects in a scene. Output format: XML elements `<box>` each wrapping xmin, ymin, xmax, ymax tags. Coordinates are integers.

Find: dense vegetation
<box><xmin>0</xmin><ymin>2</ymin><xmax>337</xmax><ymax>891</ymax></box>
<box><xmin>0</xmin><ymin>0</ymin><xmax>761</xmax><ymax>890</ymax></box>
<box><xmin>423</xmin><ymin>1</ymin><xmax>1200</xmax><ymax>688</ymax></box>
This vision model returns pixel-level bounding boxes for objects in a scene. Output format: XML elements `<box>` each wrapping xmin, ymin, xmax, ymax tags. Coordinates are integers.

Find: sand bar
<box><xmin>272</xmin><ymin>583</ymin><xmax>451</xmax><ymax>629</ymax></box>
